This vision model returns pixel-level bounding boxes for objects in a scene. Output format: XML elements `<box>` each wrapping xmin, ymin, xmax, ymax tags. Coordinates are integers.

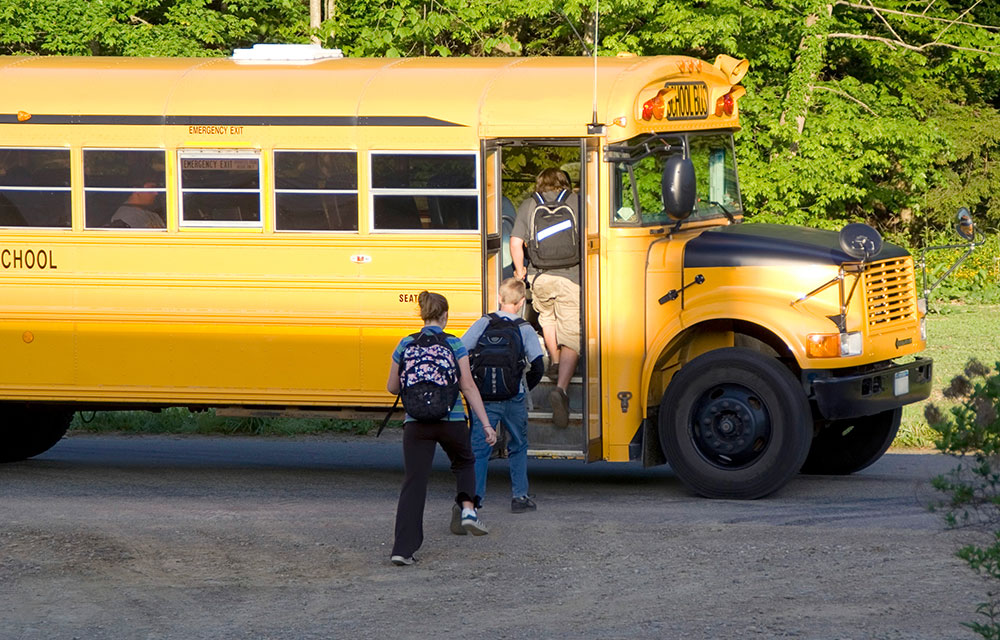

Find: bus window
<box><xmin>370</xmin><ymin>153</ymin><xmax>477</xmax><ymax>232</ymax></box>
<box><xmin>274</xmin><ymin>151</ymin><xmax>358</xmax><ymax>232</ymax></box>
<box><xmin>179</xmin><ymin>151</ymin><xmax>262</xmax><ymax>228</ymax></box>
<box><xmin>610</xmin><ymin>133</ymin><xmax>743</xmax><ymax>226</ymax></box>
<box><xmin>689</xmin><ymin>135</ymin><xmax>741</xmax><ymax>219</ymax></box>
<box><xmin>84</xmin><ymin>149</ymin><xmax>167</xmax><ymax>229</ymax></box>
<box><xmin>0</xmin><ymin>148</ymin><xmax>71</xmax><ymax>228</ymax></box>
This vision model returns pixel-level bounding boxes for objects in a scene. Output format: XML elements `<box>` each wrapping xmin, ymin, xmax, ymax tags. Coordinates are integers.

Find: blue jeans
<box><xmin>470</xmin><ymin>391</ymin><xmax>529</xmax><ymax>502</ymax></box>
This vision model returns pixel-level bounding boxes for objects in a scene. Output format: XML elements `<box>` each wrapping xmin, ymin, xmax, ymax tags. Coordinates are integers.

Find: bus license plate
<box><xmin>894</xmin><ymin>370</ymin><xmax>909</xmax><ymax>396</ymax></box>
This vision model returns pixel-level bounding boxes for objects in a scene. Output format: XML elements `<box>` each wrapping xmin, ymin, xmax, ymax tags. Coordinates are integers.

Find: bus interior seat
<box><xmin>375</xmin><ymin>197</ymin><xmax>422</xmax><ymax>230</ymax></box>
<box><xmin>0</xmin><ymin>194</ymin><xmax>27</xmax><ymax>226</ymax></box>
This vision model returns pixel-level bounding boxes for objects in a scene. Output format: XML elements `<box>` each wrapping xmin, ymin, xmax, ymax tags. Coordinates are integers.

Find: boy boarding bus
<box><xmin>0</xmin><ymin>46</ymin><xmax>942</xmax><ymax>498</ymax></box>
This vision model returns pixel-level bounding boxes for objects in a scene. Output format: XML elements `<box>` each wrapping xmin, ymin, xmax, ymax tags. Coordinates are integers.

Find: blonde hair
<box><xmin>535</xmin><ymin>167</ymin><xmax>571</xmax><ymax>193</ymax></box>
<box><xmin>498</xmin><ymin>277</ymin><xmax>526</xmax><ymax>305</ymax></box>
<box><xmin>417</xmin><ymin>290</ymin><xmax>449</xmax><ymax>322</ymax></box>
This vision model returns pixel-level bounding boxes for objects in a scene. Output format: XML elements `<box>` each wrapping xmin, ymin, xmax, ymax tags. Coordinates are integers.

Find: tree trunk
<box><xmin>779</xmin><ymin>3</ymin><xmax>834</xmax><ymax>157</ymax></box>
<box><xmin>310</xmin><ymin>0</ymin><xmax>321</xmax><ymax>44</ymax></box>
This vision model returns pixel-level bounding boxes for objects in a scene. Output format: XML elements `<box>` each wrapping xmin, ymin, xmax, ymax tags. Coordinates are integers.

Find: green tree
<box><xmin>0</xmin><ymin>0</ymin><xmax>310</xmax><ymax>57</ymax></box>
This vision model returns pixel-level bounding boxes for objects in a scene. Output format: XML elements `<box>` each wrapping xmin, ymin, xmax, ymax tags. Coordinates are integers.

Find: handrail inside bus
<box><xmin>604</xmin><ymin>133</ymin><xmax>687</xmax><ymax>164</ymax></box>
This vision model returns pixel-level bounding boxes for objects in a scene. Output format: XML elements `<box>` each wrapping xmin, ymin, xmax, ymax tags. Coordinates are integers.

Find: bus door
<box><xmin>583</xmin><ymin>138</ymin><xmax>602</xmax><ymax>462</ymax></box>
<box><xmin>479</xmin><ymin>138</ymin><xmax>600</xmax><ymax>460</ymax></box>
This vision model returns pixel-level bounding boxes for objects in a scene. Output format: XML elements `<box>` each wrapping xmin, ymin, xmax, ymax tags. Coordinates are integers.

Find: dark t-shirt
<box><xmin>511</xmin><ymin>190</ymin><xmax>581</xmax><ymax>284</ymax></box>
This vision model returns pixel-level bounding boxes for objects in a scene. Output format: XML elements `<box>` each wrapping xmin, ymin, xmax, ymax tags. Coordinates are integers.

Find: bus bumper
<box><xmin>810</xmin><ymin>357</ymin><xmax>933</xmax><ymax>421</ymax></box>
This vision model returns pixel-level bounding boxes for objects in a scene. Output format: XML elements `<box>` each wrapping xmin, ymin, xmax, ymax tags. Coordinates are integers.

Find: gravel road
<box><xmin>1</xmin><ymin>433</ymin><xmax>988</xmax><ymax>639</ymax></box>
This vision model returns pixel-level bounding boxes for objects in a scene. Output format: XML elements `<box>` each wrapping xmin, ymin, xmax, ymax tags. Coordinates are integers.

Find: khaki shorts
<box><xmin>530</xmin><ymin>273</ymin><xmax>580</xmax><ymax>354</ymax></box>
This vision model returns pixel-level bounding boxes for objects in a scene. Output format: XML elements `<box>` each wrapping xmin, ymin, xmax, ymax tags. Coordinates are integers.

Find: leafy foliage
<box><xmin>0</xmin><ymin>0</ymin><xmax>309</xmax><ymax>56</ymax></box>
<box><xmin>927</xmin><ymin>359</ymin><xmax>1000</xmax><ymax>638</ymax></box>
<box><xmin>928</xmin><ymin>359</ymin><xmax>1000</xmax><ymax>526</ymax></box>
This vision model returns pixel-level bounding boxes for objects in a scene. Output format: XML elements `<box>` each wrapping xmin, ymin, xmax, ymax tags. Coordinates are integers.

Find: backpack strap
<box><xmin>555</xmin><ymin>189</ymin><xmax>569</xmax><ymax>203</ymax></box>
<box><xmin>376</xmin><ymin>394</ymin><xmax>401</xmax><ymax>437</ymax></box>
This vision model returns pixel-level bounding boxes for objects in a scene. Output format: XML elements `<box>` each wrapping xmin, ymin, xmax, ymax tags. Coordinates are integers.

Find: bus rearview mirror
<box><xmin>956</xmin><ymin>207</ymin><xmax>975</xmax><ymax>241</ymax></box>
<box><xmin>662</xmin><ymin>155</ymin><xmax>696</xmax><ymax>220</ymax></box>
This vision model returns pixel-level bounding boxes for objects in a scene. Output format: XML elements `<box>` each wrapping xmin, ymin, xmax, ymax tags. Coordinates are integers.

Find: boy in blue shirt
<box><xmin>461</xmin><ymin>278</ymin><xmax>545</xmax><ymax>513</ymax></box>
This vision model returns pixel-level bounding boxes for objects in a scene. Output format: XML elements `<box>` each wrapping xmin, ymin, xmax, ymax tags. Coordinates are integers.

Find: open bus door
<box><xmin>481</xmin><ymin>141</ymin><xmax>504</xmax><ymax>314</ymax></box>
<box><xmin>583</xmin><ymin>138</ymin><xmax>602</xmax><ymax>462</ymax></box>
<box><xmin>480</xmin><ymin>138</ymin><xmax>601</xmax><ymax>460</ymax></box>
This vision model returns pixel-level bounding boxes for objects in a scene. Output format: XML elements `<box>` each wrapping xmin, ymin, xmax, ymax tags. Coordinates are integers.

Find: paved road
<box><xmin>1</xmin><ymin>433</ymin><xmax>988</xmax><ymax>639</ymax></box>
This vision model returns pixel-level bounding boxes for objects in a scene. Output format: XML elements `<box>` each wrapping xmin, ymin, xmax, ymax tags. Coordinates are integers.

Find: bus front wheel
<box><xmin>800</xmin><ymin>408</ymin><xmax>901</xmax><ymax>475</ymax></box>
<box><xmin>0</xmin><ymin>406</ymin><xmax>73</xmax><ymax>463</ymax></box>
<box><xmin>658</xmin><ymin>348</ymin><xmax>812</xmax><ymax>499</ymax></box>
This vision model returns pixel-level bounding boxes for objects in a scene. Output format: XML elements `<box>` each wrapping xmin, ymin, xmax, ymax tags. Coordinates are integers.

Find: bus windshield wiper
<box><xmin>708</xmin><ymin>201</ymin><xmax>736</xmax><ymax>223</ymax></box>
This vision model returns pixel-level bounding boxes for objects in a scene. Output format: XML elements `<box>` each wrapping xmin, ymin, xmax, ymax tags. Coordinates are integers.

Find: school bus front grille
<box><xmin>665</xmin><ymin>82</ymin><xmax>709</xmax><ymax>120</ymax></box>
<box><xmin>864</xmin><ymin>257</ymin><xmax>918</xmax><ymax>335</ymax></box>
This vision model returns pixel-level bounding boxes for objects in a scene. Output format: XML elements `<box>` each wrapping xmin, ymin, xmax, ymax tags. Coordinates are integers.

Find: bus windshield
<box><xmin>611</xmin><ymin>132</ymin><xmax>742</xmax><ymax>226</ymax></box>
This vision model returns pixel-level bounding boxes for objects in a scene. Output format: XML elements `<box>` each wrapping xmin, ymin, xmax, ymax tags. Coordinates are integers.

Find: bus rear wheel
<box><xmin>658</xmin><ymin>348</ymin><xmax>812</xmax><ymax>499</ymax></box>
<box><xmin>0</xmin><ymin>406</ymin><xmax>73</xmax><ymax>463</ymax></box>
<box><xmin>800</xmin><ymin>408</ymin><xmax>901</xmax><ymax>475</ymax></box>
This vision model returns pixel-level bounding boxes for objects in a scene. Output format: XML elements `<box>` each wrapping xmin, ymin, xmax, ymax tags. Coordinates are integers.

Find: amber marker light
<box><xmin>807</xmin><ymin>332</ymin><xmax>862</xmax><ymax>358</ymax></box>
<box><xmin>17</xmin><ymin>111</ymin><xmax>31</xmax><ymax>122</ymax></box>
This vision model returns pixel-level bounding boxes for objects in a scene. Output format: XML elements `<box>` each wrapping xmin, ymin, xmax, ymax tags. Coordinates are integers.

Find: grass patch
<box><xmin>898</xmin><ymin>303</ymin><xmax>1000</xmax><ymax>448</ymax></box>
<box><xmin>70</xmin><ymin>406</ymin><xmax>386</xmax><ymax>437</ymax></box>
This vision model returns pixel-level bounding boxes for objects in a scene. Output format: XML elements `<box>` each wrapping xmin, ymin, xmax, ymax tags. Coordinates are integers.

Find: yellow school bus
<box><xmin>0</xmin><ymin>45</ymin><xmax>933</xmax><ymax>497</ymax></box>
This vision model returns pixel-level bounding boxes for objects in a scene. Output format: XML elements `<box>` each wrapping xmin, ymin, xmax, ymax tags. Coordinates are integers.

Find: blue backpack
<box><xmin>398</xmin><ymin>331</ymin><xmax>461</xmax><ymax>422</ymax></box>
<box><xmin>470</xmin><ymin>313</ymin><xmax>528</xmax><ymax>401</ymax></box>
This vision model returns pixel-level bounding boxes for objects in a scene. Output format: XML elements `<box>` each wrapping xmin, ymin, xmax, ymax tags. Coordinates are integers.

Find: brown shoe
<box><xmin>549</xmin><ymin>387</ymin><xmax>569</xmax><ymax>428</ymax></box>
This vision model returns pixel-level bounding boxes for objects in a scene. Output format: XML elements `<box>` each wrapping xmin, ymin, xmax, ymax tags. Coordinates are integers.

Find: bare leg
<box><xmin>557</xmin><ymin>347</ymin><xmax>579</xmax><ymax>390</ymax></box>
<box><xmin>541</xmin><ymin>324</ymin><xmax>560</xmax><ymax>365</ymax></box>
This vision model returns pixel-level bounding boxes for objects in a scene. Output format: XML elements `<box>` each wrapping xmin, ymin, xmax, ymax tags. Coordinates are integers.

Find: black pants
<box><xmin>391</xmin><ymin>419</ymin><xmax>477</xmax><ymax>558</ymax></box>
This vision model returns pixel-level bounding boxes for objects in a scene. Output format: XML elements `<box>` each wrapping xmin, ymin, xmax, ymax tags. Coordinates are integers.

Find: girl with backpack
<box><xmin>385</xmin><ymin>291</ymin><xmax>497</xmax><ymax>566</ymax></box>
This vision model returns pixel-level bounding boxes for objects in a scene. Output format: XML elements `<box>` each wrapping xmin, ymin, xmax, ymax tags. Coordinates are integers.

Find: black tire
<box><xmin>658</xmin><ymin>348</ymin><xmax>812</xmax><ymax>499</ymax></box>
<box><xmin>0</xmin><ymin>406</ymin><xmax>73</xmax><ymax>463</ymax></box>
<box><xmin>800</xmin><ymin>408</ymin><xmax>901</xmax><ymax>475</ymax></box>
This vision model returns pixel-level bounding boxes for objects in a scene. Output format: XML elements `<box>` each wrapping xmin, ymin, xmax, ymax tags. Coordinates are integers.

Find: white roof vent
<box><xmin>232</xmin><ymin>43</ymin><xmax>344</xmax><ymax>64</ymax></box>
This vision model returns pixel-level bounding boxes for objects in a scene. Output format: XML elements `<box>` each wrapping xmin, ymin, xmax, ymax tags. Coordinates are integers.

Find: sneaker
<box><xmin>391</xmin><ymin>555</ymin><xmax>415</xmax><ymax>566</ymax></box>
<box><xmin>461</xmin><ymin>512</ymin><xmax>490</xmax><ymax>536</ymax></box>
<box><xmin>511</xmin><ymin>496</ymin><xmax>536</xmax><ymax>513</ymax></box>
<box><xmin>549</xmin><ymin>387</ymin><xmax>569</xmax><ymax>428</ymax></box>
<box><xmin>450</xmin><ymin>503</ymin><xmax>467</xmax><ymax>536</ymax></box>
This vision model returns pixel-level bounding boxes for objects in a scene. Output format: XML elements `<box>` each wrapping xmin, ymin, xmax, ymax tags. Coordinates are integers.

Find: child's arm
<box><xmin>525</xmin><ymin>355</ymin><xmax>544</xmax><ymax>390</ymax></box>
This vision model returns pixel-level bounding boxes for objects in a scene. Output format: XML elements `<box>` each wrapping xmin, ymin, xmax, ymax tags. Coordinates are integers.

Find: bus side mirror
<box><xmin>956</xmin><ymin>207</ymin><xmax>976</xmax><ymax>241</ymax></box>
<box><xmin>662</xmin><ymin>155</ymin><xmax>696</xmax><ymax>220</ymax></box>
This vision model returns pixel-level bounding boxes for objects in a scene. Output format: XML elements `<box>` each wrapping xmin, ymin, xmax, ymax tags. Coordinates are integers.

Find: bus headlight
<box><xmin>806</xmin><ymin>331</ymin><xmax>863</xmax><ymax>358</ymax></box>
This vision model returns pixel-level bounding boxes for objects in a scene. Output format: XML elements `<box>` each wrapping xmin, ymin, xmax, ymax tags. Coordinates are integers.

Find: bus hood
<box><xmin>683</xmin><ymin>223</ymin><xmax>909</xmax><ymax>269</ymax></box>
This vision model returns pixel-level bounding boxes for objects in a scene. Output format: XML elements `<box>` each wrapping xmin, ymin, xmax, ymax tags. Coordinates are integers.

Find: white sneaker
<box><xmin>391</xmin><ymin>555</ymin><xmax>415</xmax><ymax>566</ymax></box>
<box><xmin>461</xmin><ymin>512</ymin><xmax>489</xmax><ymax>536</ymax></box>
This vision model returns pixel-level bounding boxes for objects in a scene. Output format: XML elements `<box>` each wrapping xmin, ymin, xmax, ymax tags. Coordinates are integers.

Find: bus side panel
<box><xmin>354</xmin><ymin>241</ymin><xmax>482</xmax><ymax>393</ymax></box>
<box><xmin>0</xmin><ymin>320</ymin><xmax>76</xmax><ymax>388</ymax></box>
<box><xmin>74</xmin><ymin>321</ymin><xmax>363</xmax><ymax>402</ymax></box>
<box><xmin>0</xmin><ymin>235</ymin><xmax>484</xmax><ymax>406</ymax></box>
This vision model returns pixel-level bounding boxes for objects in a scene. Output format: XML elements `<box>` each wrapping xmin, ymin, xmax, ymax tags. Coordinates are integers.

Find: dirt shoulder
<box><xmin>1</xmin><ymin>434</ymin><xmax>988</xmax><ymax>639</ymax></box>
